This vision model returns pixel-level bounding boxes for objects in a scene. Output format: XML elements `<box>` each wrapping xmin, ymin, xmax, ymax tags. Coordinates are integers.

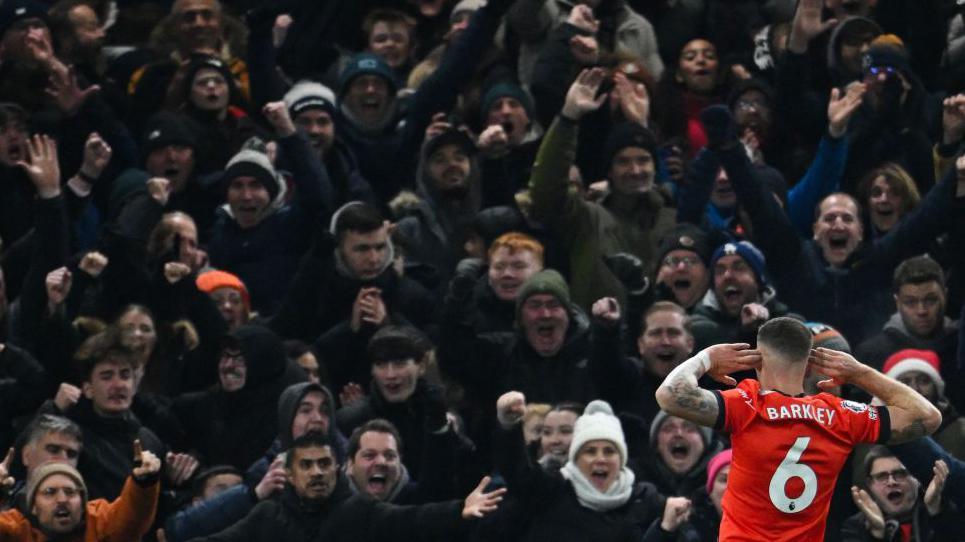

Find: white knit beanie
<box><xmin>283</xmin><ymin>81</ymin><xmax>337</xmax><ymax>118</ymax></box>
<box><xmin>568</xmin><ymin>400</ymin><xmax>628</xmax><ymax>467</ymax></box>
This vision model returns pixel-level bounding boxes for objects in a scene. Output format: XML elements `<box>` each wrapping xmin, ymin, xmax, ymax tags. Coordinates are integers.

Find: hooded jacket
<box><xmin>395</xmin><ymin>134</ymin><xmax>483</xmax><ymax>287</ymax></box>
<box><xmin>174</xmin><ymin>325</ymin><xmax>307</xmax><ymax>470</ymax></box>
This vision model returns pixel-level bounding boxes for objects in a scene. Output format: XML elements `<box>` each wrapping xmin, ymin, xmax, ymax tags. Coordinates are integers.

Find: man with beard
<box><xmin>163</xmin><ymin>381</ymin><xmax>347</xmax><ymax>542</ymax></box>
<box><xmin>395</xmin><ymin>127</ymin><xmax>482</xmax><ymax>287</ymax></box>
<box><xmin>690</xmin><ymin>240</ymin><xmax>801</xmax><ymax>351</ymax></box>
<box><xmin>283</xmin><ymin>81</ymin><xmax>375</xmax><ymax>207</ymax></box>
<box><xmin>856</xmin><ymin>257</ymin><xmax>961</xmax><ymax>408</ymax></box>
<box><xmin>591</xmin><ymin>301</ymin><xmax>695</xmax><ymax>424</ymax></box>
<box><xmin>842</xmin><ymin>446</ymin><xmax>958</xmax><ymax>541</ymax></box>
<box><xmin>640</xmin><ymin>411</ymin><xmax>718</xmax><ymax>497</ymax></box>
<box><xmin>46</xmin><ymin>0</ymin><xmax>105</xmax><ymax>80</ymax></box>
<box><xmin>0</xmin><ymin>442</ymin><xmax>161</xmax><ymax>540</ymax></box>
<box><xmin>185</xmin><ymin>432</ymin><xmax>506</xmax><ymax>542</ymax></box>
<box><xmin>530</xmin><ymin>69</ymin><xmax>675</xmax><ymax>310</ymax></box>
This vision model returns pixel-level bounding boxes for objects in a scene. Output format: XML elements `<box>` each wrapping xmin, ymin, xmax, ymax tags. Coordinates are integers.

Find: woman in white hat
<box><xmin>494</xmin><ymin>391</ymin><xmax>666</xmax><ymax>541</ymax></box>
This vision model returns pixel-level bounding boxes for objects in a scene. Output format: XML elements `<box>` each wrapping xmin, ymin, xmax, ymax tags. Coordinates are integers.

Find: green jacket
<box><xmin>529</xmin><ymin>116</ymin><xmax>675</xmax><ymax>310</ymax></box>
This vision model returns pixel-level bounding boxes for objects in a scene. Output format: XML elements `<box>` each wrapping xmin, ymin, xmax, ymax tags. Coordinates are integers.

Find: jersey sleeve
<box><xmin>713</xmin><ymin>380</ymin><xmax>759</xmax><ymax>434</ymax></box>
<box><xmin>834</xmin><ymin>398</ymin><xmax>890</xmax><ymax>445</ymax></box>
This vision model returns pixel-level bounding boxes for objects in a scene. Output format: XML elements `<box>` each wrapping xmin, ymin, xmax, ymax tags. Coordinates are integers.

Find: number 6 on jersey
<box><xmin>768</xmin><ymin>437</ymin><xmax>817</xmax><ymax>513</ymax></box>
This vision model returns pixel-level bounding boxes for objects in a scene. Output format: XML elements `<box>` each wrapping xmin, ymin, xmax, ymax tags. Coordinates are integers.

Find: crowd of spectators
<box><xmin>0</xmin><ymin>0</ymin><xmax>964</xmax><ymax>540</ymax></box>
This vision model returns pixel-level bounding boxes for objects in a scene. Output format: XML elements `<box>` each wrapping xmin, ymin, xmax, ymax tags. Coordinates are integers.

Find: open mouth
<box><xmin>108</xmin><ymin>393</ymin><xmax>128</xmax><ymax>403</ymax></box>
<box><xmin>367</xmin><ymin>472</ymin><xmax>388</xmax><ymax>492</ymax></box>
<box><xmin>164</xmin><ymin>167</ymin><xmax>180</xmax><ymax>178</ymax></box>
<box><xmin>886</xmin><ymin>490</ymin><xmax>903</xmax><ymax>505</ymax></box>
<box><xmin>672</xmin><ymin>278</ymin><xmax>692</xmax><ymax>291</ymax></box>
<box><xmin>723</xmin><ymin>285</ymin><xmax>742</xmax><ymax>303</ymax></box>
<box><xmin>383</xmin><ymin>382</ymin><xmax>402</xmax><ymax>394</ymax></box>
<box><xmin>874</xmin><ymin>206</ymin><xmax>894</xmax><ymax>217</ymax></box>
<box><xmin>590</xmin><ymin>469</ymin><xmax>609</xmax><ymax>485</ymax></box>
<box><xmin>670</xmin><ymin>442</ymin><xmax>690</xmax><ymax>460</ymax></box>
<box><xmin>7</xmin><ymin>144</ymin><xmax>23</xmax><ymax>161</ymax></box>
<box><xmin>828</xmin><ymin>234</ymin><xmax>849</xmax><ymax>249</ymax></box>
<box><xmin>536</xmin><ymin>324</ymin><xmax>556</xmax><ymax>338</ymax></box>
<box><xmin>655</xmin><ymin>351</ymin><xmax>676</xmax><ymax>363</ymax></box>
<box><xmin>54</xmin><ymin>508</ymin><xmax>71</xmax><ymax>519</ymax></box>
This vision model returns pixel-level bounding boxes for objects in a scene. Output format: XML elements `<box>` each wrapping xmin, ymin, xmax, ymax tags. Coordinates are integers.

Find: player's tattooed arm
<box><xmin>656</xmin><ymin>350</ymin><xmax>720</xmax><ymax>427</ymax></box>
<box><xmin>888</xmin><ymin>419</ymin><xmax>929</xmax><ymax>444</ymax></box>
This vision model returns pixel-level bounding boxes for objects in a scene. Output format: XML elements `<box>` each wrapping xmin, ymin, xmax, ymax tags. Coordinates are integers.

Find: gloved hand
<box><xmin>602</xmin><ymin>253</ymin><xmax>647</xmax><ymax>293</ymax></box>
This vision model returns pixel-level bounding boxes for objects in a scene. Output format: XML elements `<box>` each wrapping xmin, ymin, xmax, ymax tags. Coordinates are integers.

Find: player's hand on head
<box><xmin>705</xmin><ymin>343</ymin><xmax>761</xmax><ymax>386</ymax></box>
<box><xmin>808</xmin><ymin>347</ymin><xmax>866</xmax><ymax>387</ymax></box>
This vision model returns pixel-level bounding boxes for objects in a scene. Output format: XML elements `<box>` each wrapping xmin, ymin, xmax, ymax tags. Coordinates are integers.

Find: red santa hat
<box><xmin>882</xmin><ymin>349</ymin><xmax>944</xmax><ymax>396</ymax></box>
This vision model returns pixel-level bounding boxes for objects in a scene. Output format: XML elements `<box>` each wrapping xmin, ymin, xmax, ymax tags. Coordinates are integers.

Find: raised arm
<box><xmin>655</xmin><ymin>344</ymin><xmax>761</xmax><ymax>427</ymax></box>
<box><xmin>809</xmin><ymin>348</ymin><xmax>942</xmax><ymax>443</ymax></box>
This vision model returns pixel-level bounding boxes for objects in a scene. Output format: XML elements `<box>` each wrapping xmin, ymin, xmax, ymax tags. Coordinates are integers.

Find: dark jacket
<box><xmin>173</xmin><ymin>325</ymin><xmax>307</xmax><ymax>470</ymax></box>
<box><xmin>335</xmin><ymin>0</ymin><xmax>512</xmax><ymax>205</ymax></box>
<box><xmin>855</xmin><ymin>312</ymin><xmax>961</xmax><ymax>409</ymax></box>
<box><xmin>336</xmin><ymin>379</ymin><xmax>458</xmax><ymax>483</ymax></box>
<box><xmin>394</xmin><ymin>136</ymin><xmax>483</xmax><ymax>290</ymax></box>
<box><xmin>186</xmin><ymin>473</ymin><xmax>466</xmax><ymax>542</ymax></box>
<box><xmin>56</xmin><ymin>399</ymin><xmax>167</xmax><ymax>500</ymax></box>
<box><xmin>0</xmin><ymin>344</ymin><xmax>48</xmax><ymax>450</ymax></box>
<box><xmin>208</xmin><ymin>133</ymin><xmax>334</xmax><ymax>315</ymax></box>
<box><xmin>493</xmin><ymin>424</ymin><xmax>666</xmax><ymax>542</ymax></box>
<box><xmin>164</xmin><ymin>382</ymin><xmax>347</xmax><ymax>542</ymax></box>
<box><xmin>439</xmin><ymin>294</ymin><xmax>597</xmax><ymax>410</ymax></box>
<box><xmin>268</xmin><ymin>231</ymin><xmax>433</xmax><ymax>344</ymax></box>
<box><xmin>840</xmin><ymin>501</ymin><xmax>964</xmax><ymax>542</ymax></box>
<box><xmin>690</xmin><ymin>287</ymin><xmax>802</xmax><ymax>350</ymax></box>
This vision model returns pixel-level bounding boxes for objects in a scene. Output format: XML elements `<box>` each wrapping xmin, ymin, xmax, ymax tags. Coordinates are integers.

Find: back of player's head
<box><xmin>757</xmin><ymin>317</ymin><xmax>812</xmax><ymax>363</ymax></box>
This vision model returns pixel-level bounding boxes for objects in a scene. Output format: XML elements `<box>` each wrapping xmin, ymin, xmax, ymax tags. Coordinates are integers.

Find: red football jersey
<box><xmin>713</xmin><ymin>379</ymin><xmax>890</xmax><ymax>542</ymax></box>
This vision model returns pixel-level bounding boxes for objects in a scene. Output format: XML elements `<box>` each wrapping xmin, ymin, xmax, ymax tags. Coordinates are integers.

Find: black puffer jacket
<box><xmin>174</xmin><ymin>325</ymin><xmax>306</xmax><ymax>470</ymax></box>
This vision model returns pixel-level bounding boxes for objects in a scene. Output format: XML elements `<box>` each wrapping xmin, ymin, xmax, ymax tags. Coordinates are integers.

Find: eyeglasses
<box><xmin>867</xmin><ymin>66</ymin><xmax>896</xmax><ymax>77</ymax></box>
<box><xmin>735</xmin><ymin>99</ymin><xmax>767</xmax><ymax>112</ymax></box>
<box><xmin>39</xmin><ymin>486</ymin><xmax>84</xmax><ymax>498</ymax></box>
<box><xmin>869</xmin><ymin>468</ymin><xmax>910</xmax><ymax>484</ymax></box>
<box><xmin>663</xmin><ymin>255</ymin><xmax>701</xmax><ymax>268</ymax></box>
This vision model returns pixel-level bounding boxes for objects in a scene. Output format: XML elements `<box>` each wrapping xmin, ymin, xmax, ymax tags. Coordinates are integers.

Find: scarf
<box><xmin>560</xmin><ymin>461</ymin><xmax>634</xmax><ymax>512</ymax></box>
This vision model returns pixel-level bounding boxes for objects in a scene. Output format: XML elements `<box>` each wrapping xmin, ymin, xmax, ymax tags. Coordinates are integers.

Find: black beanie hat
<box><xmin>602</xmin><ymin>122</ymin><xmax>658</xmax><ymax>172</ymax></box>
<box><xmin>142</xmin><ymin>112</ymin><xmax>200</xmax><ymax>156</ymax></box>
